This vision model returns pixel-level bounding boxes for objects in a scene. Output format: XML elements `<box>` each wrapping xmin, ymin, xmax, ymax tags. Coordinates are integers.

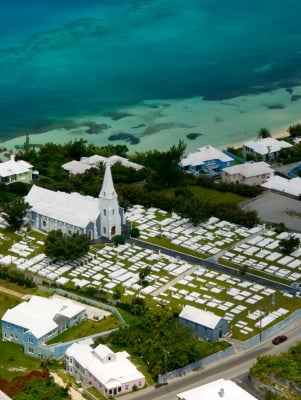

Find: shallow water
<box><xmin>1</xmin><ymin>0</ymin><xmax>301</xmax><ymax>152</ymax></box>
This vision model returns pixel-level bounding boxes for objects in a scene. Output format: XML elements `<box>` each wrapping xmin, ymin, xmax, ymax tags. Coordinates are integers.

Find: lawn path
<box><xmin>0</xmin><ymin>285</ymin><xmax>27</xmax><ymax>298</ymax></box>
<box><xmin>50</xmin><ymin>372</ymin><xmax>86</xmax><ymax>400</ymax></box>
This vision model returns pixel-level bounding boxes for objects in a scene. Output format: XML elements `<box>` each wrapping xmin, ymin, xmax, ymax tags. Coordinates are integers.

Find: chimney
<box><xmin>218</xmin><ymin>387</ymin><xmax>225</xmax><ymax>397</ymax></box>
<box><xmin>10</xmin><ymin>153</ymin><xmax>15</xmax><ymax>162</ymax></box>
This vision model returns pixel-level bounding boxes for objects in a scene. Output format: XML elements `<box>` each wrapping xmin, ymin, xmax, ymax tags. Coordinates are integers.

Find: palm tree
<box><xmin>257</xmin><ymin>128</ymin><xmax>271</xmax><ymax>139</ymax></box>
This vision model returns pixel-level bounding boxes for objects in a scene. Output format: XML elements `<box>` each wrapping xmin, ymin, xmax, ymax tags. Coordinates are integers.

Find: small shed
<box><xmin>179</xmin><ymin>305</ymin><xmax>228</xmax><ymax>342</ymax></box>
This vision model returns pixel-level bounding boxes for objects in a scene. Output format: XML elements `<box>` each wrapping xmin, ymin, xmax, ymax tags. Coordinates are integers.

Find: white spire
<box><xmin>99</xmin><ymin>162</ymin><xmax>116</xmax><ymax>199</ymax></box>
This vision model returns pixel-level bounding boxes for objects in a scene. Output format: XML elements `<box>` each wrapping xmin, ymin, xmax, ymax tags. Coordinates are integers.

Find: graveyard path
<box><xmin>151</xmin><ymin>266</ymin><xmax>197</xmax><ymax>296</ymax></box>
<box><xmin>150</xmin><ymin>227</ymin><xmax>266</xmax><ymax>297</ymax></box>
<box><xmin>210</xmin><ymin>227</ymin><xmax>265</xmax><ymax>261</ymax></box>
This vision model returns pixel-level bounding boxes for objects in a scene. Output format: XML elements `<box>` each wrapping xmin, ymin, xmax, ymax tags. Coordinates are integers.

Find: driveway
<box><xmin>241</xmin><ymin>191</ymin><xmax>301</xmax><ymax>232</ymax></box>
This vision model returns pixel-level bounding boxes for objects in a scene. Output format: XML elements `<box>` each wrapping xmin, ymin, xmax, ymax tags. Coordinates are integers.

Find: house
<box><xmin>62</xmin><ymin>154</ymin><xmax>143</xmax><ymax>176</ymax></box>
<box><xmin>179</xmin><ymin>305</ymin><xmax>228</xmax><ymax>342</ymax></box>
<box><xmin>0</xmin><ymin>154</ymin><xmax>36</xmax><ymax>184</ymax></box>
<box><xmin>242</xmin><ymin>138</ymin><xmax>292</xmax><ymax>162</ymax></box>
<box><xmin>177</xmin><ymin>378</ymin><xmax>258</xmax><ymax>400</ymax></box>
<box><xmin>179</xmin><ymin>145</ymin><xmax>234</xmax><ymax>176</ymax></box>
<box><xmin>25</xmin><ymin>162</ymin><xmax>125</xmax><ymax>240</ymax></box>
<box><xmin>1</xmin><ymin>295</ymin><xmax>86</xmax><ymax>358</ymax></box>
<box><xmin>261</xmin><ymin>175</ymin><xmax>301</xmax><ymax>197</ymax></box>
<box><xmin>222</xmin><ymin>161</ymin><xmax>274</xmax><ymax>185</ymax></box>
<box><xmin>0</xmin><ymin>390</ymin><xmax>12</xmax><ymax>400</ymax></box>
<box><xmin>65</xmin><ymin>342</ymin><xmax>145</xmax><ymax>398</ymax></box>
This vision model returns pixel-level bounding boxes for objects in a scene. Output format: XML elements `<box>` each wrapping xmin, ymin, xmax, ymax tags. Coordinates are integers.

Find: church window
<box><xmin>103</xmin><ymin>227</ymin><xmax>106</xmax><ymax>234</ymax></box>
<box><xmin>103</xmin><ymin>209</ymin><xmax>106</xmax><ymax>216</ymax></box>
<box><xmin>112</xmin><ymin>208</ymin><xmax>115</xmax><ymax>215</ymax></box>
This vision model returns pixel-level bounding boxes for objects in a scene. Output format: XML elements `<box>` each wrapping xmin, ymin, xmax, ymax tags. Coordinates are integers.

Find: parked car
<box><xmin>272</xmin><ymin>335</ymin><xmax>287</xmax><ymax>345</ymax></box>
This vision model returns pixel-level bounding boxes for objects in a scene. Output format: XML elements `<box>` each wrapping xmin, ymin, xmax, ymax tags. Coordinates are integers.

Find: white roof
<box><xmin>177</xmin><ymin>378</ymin><xmax>258</xmax><ymax>400</ymax></box>
<box><xmin>180</xmin><ymin>145</ymin><xmax>233</xmax><ymax>168</ymax></box>
<box><xmin>179</xmin><ymin>305</ymin><xmax>223</xmax><ymax>329</ymax></box>
<box><xmin>107</xmin><ymin>155</ymin><xmax>143</xmax><ymax>170</ymax></box>
<box><xmin>2</xmin><ymin>295</ymin><xmax>85</xmax><ymax>339</ymax></box>
<box><xmin>25</xmin><ymin>185</ymin><xmax>100</xmax><ymax>228</ymax></box>
<box><xmin>261</xmin><ymin>176</ymin><xmax>301</xmax><ymax>197</ymax></box>
<box><xmin>0</xmin><ymin>390</ymin><xmax>12</xmax><ymax>400</ymax></box>
<box><xmin>66</xmin><ymin>343</ymin><xmax>144</xmax><ymax>388</ymax></box>
<box><xmin>0</xmin><ymin>156</ymin><xmax>32</xmax><ymax>177</ymax></box>
<box><xmin>62</xmin><ymin>160</ymin><xmax>91</xmax><ymax>175</ymax></box>
<box><xmin>62</xmin><ymin>154</ymin><xmax>143</xmax><ymax>175</ymax></box>
<box><xmin>223</xmin><ymin>161</ymin><xmax>273</xmax><ymax>177</ymax></box>
<box><xmin>243</xmin><ymin>138</ymin><xmax>292</xmax><ymax>155</ymax></box>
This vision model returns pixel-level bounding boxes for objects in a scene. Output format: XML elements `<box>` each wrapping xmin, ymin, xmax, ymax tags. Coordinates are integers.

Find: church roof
<box><xmin>99</xmin><ymin>163</ymin><xmax>117</xmax><ymax>199</ymax></box>
<box><xmin>25</xmin><ymin>185</ymin><xmax>100</xmax><ymax>228</ymax></box>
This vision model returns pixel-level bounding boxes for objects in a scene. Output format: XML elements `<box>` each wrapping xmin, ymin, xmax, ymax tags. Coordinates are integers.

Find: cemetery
<box><xmin>0</xmin><ymin>206</ymin><xmax>300</xmax><ymax>342</ymax></box>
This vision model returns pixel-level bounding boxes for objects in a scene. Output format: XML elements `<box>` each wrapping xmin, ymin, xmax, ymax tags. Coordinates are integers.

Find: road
<box><xmin>121</xmin><ymin>316</ymin><xmax>301</xmax><ymax>400</ymax></box>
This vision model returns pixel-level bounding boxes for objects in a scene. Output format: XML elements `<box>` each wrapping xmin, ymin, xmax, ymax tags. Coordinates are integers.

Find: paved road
<box><xmin>121</xmin><ymin>316</ymin><xmax>301</xmax><ymax>400</ymax></box>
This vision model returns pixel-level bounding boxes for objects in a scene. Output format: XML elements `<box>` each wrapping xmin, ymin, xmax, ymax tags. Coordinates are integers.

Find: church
<box><xmin>25</xmin><ymin>163</ymin><xmax>125</xmax><ymax>240</ymax></box>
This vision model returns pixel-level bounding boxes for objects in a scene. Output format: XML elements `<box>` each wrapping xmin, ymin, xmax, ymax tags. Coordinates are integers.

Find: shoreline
<box><xmin>230</xmin><ymin>127</ymin><xmax>291</xmax><ymax>150</ymax></box>
<box><xmin>0</xmin><ymin>87</ymin><xmax>300</xmax><ymax>157</ymax></box>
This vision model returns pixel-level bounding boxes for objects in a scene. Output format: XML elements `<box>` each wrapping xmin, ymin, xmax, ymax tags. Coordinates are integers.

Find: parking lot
<box><xmin>242</xmin><ymin>191</ymin><xmax>301</xmax><ymax>232</ymax></box>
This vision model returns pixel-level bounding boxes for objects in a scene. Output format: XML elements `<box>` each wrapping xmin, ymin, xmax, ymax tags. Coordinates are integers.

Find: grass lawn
<box><xmin>163</xmin><ymin>186</ymin><xmax>246</xmax><ymax>203</ymax></box>
<box><xmin>0</xmin><ymin>341</ymin><xmax>43</xmax><ymax>381</ymax></box>
<box><xmin>46</xmin><ymin>315</ymin><xmax>120</xmax><ymax>345</ymax></box>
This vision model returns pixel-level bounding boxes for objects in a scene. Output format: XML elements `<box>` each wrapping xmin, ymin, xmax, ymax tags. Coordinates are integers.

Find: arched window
<box><xmin>103</xmin><ymin>209</ymin><xmax>106</xmax><ymax>216</ymax></box>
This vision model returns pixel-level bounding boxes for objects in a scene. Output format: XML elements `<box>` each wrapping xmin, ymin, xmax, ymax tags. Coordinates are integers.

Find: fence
<box><xmin>158</xmin><ymin>346</ymin><xmax>235</xmax><ymax>384</ymax></box>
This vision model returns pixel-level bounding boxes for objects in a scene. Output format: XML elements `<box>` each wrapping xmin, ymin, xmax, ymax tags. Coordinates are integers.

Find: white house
<box><xmin>179</xmin><ymin>145</ymin><xmax>234</xmax><ymax>176</ymax></box>
<box><xmin>261</xmin><ymin>175</ymin><xmax>301</xmax><ymax>197</ymax></box>
<box><xmin>1</xmin><ymin>295</ymin><xmax>86</xmax><ymax>358</ymax></box>
<box><xmin>0</xmin><ymin>154</ymin><xmax>35</xmax><ymax>184</ymax></box>
<box><xmin>65</xmin><ymin>342</ymin><xmax>145</xmax><ymax>397</ymax></box>
<box><xmin>25</xmin><ymin>162</ymin><xmax>125</xmax><ymax>240</ymax></box>
<box><xmin>62</xmin><ymin>154</ymin><xmax>143</xmax><ymax>176</ymax></box>
<box><xmin>242</xmin><ymin>138</ymin><xmax>292</xmax><ymax>161</ymax></box>
<box><xmin>179</xmin><ymin>305</ymin><xmax>228</xmax><ymax>342</ymax></box>
<box><xmin>177</xmin><ymin>378</ymin><xmax>258</xmax><ymax>400</ymax></box>
<box><xmin>0</xmin><ymin>390</ymin><xmax>12</xmax><ymax>400</ymax></box>
<box><xmin>222</xmin><ymin>161</ymin><xmax>274</xmax><ymax>185</ymax></box>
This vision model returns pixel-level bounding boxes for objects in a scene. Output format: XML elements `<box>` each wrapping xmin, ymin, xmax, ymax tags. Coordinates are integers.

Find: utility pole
<box><xmin>162</xmin><ymin>349</ymin><xmax>169</xmax><ymax>383</ymax></box>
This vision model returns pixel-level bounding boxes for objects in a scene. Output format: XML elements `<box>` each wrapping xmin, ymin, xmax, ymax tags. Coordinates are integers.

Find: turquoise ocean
<box><xmin>1</xmin><ymin>0</ymin><xmax>301</xmax><ymax>154</ymax></box>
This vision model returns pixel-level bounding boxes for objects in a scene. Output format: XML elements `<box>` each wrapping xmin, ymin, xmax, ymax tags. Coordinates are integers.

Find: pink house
<box><xmin>222</xmin><ymin>161</ymin><xmax>274</xmax><ymax>186</ymax></box>
<box><xmin>65</xmin><ymin>342</ymin><xmax>145</xmax><ymax>397</ymax></box>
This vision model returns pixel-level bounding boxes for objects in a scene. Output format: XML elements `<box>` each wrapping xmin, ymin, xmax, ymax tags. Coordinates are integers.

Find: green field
<box><xmin>163</xmin><ymin>186</ymin><xmax>246</xmax><ymax>203</ymax></box>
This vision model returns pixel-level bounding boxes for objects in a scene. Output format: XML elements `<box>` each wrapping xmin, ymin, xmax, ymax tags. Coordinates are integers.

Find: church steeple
<box><xmin>99</xmin><ymin>162</ymin><xmax>117</xmax><ymax>200</ymax></box>
<box><xmin>98</xmin><ymin>162</ymin><xmax>122</xmax><ymax>240</ymax></box>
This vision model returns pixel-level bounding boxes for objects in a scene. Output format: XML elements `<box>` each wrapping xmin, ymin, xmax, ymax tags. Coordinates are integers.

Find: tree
<box><xmin>279</xmin><ymin>235</ymin><xmax>300</xmax><ymax>255</ymax></box>
<box><xmin>114</xmin><ymin>235</ymin><xmax>125</xmax><ymax>246</ymax></box>
<box><xmin>288</xmin><ymin>123</ymin><xmax>301</xmax><ymax>138</ymax></box>
<box><xmin>239</xmin><ymin>264</ymin><xmax>248</xmax><ymax>281</ymax></box>
<box><xmin>45</xmin><ymin>230</ymin><xmax>90</xmax><ymax>260</ymax></box>
<box><xmin>257</xmin><ymin>128</ymin><xmax>271</xmax><ymax>139</ymax></box>
<box><xmin>2</xmin><ymin>198</ymin><xmax>28</xmax><ymax>231</ymax></box>
<box><xmin>130</xmin><ymin>227</ymin><xmax>140</xmax><ymax>238</ymax></box>
<box><xmin>139</xmin><ymin>266</ymin><xmax>151</xmax><ymax>286</ymax></box>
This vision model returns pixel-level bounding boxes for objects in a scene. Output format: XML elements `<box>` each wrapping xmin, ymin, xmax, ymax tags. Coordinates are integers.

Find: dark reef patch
<box><xmin>291</xmin><ymin>95</ymin><xmax>301</xmax><ymax>102</ymax></box>
<box><xmin>131</xmin><ymin>124</ymin><xmax>146</xmax><ymax>129</ymax></box>
<box><xmin>84</xmin><ymin>122</ymin><xmax>111</xmax><ymax>134</ymax></box>
<box><xmin>214</xmin><ymin>116</ymin><xmax>223</xmax><ymax>123</ymax></box>
<box><xmin>265</xmin><ymin>103</ymin><xmax>285</xmax><ymax>109</ymax></box>
<box><xmin>102</xmin><ymin>111</ymin><xmax>133</xmax><ymax>120</ymax></box>
<box><xmin>186</xmin><ymin>133</ymin><xmax>203</xmax><ymax>140</ymax></box>
<box><xmin>108</xmin><ymin>132</ymin><xmax>140</xmax><ymax>145</ymax></box>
